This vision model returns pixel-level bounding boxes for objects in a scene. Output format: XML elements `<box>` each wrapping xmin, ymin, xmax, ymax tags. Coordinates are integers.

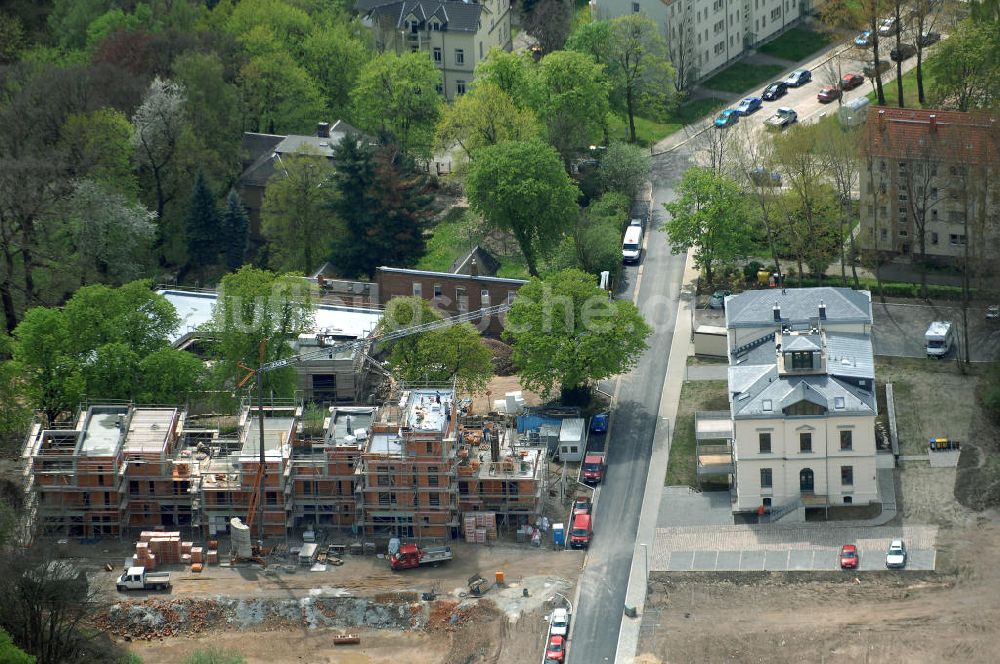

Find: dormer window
<box><xmin>789</xmin><ymin>351</ymin><xmax>815</xmax><ymax>370</ymax></box>
<box><xmin>834</xmin><ymin>397</ymin><xmax>846</xmax><ymax>410</ymax></box>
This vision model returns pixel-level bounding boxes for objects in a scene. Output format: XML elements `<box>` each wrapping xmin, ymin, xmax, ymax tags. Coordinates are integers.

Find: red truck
<box><xmin>582</xmin><ymin>452</ymin><xmax>606</xmax><ymax>484</ymax></box>
<box><xmin>388</xmin><ymin>543</ymin><xmax>453</xmax><ymax>571</ymax></box>
<box><xmin>569</xmin><ymin>513</ymin><xmax>592</xmax><ymax>549</ymax></box>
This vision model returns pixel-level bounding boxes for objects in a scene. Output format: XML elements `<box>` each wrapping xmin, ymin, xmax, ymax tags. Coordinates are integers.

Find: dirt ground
<box><xmin>470</xmin><ymin>375</ymin><xmax>547</xmax><ymax>414</ymax></box>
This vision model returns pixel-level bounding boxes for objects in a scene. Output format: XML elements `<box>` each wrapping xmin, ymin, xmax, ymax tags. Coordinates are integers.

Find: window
<box><xmin>481</xmin><ymin>289</ymin><xmax>490</xmax><ymax>306</ymax></box>
<box><xmin>433</xmin><ymin>284</ymin><xmax>442</xmax><ymax>298</ymax></box>
<box><xmin>790</xmin><ymin>351</ymin><xmax>814</xmax><ymax>370</ymax></box>
<box><xmin>456</xmin><ymin>286</ymin><xmax>468</xmax><ymax>311</ymax></box>
<box><xmin>266</xmin><ymin>491</ymin><xmax>277</xmax><ymax>505</ymax></box>
<box><xmin>762</xmin><ymin>399</ymin><xmax>772</xmax><ymax>412</ymax></box>
<box><xmin>302</xmin><ymin>481</ymin><xmax>312</xmax><ymax>495</ymax></box>
<box><xmin>841</xmin><ymin>466</ymin><xmax>854</xmax><ymax>485</ymax></box>
<box><xmin>456</xmin><ymin>80</ymin><xmax>466</xmax><ymax>95</ymax></box>
<box><xmin>949</xmin><ymin>234</ymin><xmax>966</xmax><ymax>246</ymax></box>
<box><xmin>899</xmin><ymin>229</ymin><xmax>908</xmax><ymax>237</ymax></box>
<box><xmin>760</xmin><ymin>468</ymin><xmax>773</xmax><ymax>488</ymax></box>
<box><xmin>931</xmin><ymin>232</ymin><xmax>939</xmax><ymax>245</ymax></box>
<box><xmin>632</xmin><ymin>1</ymin><xmax>640</xmax><ymax>10</ymax></box>
<box><xmin>840</xmin><ymin>429</ymin><xmax>853</xmax><ymax>450</ymax></box>
<box><xmin>507</xmin><ymin>291</ymin><xmax>517</xmax><ymax>305</ymax></box>
<box><xmin>412</xmin><ymin>282</ymin><xmax>422</xmax><ymax>297</ymax></box>
<box><xmin>843</xmin><ymin>496</ymin><xmax>853</xmax><ymax>504</ymax></box>
<box><xmin>770</xmin><ymin>7</ymin><xmax>780</xmax><ymax>20</ymax></box>
<box><xmin>880</xmin><ymin>229</ymin><xmax>888</xmax><ymax>240</ymax></box>
<box><xmin>429</xmin><ymin>493</ymin><xmax>441</xmax><ymax>506</ymax></box>
<box><xmin>455</xmin><ymin>49</ymin><xmax>464</xmax><ymax>65</ymax></box>
<box><xmin>377</xmin><ymin>466</ymin><xmax>392</xmax><ymax>487</ymax></box>
<box><xmin>129</xmin><ymin>481</ymin><xmax>139</xmax><ymax>496</ymax></box>
<box><xmin>459</xmin><ymin>481</ymin><xmax>469</xmax><ymax>495</ymax></box>
<box><xmin>714</xmin><ymin>41</ymin><xmax>725</xmax><ymax>55</ymax></box>
<box><xmin>428</xmin><ymin>466</ymin><xmax>439</xmax><ymax>487</ymax></box>
<box><xmin>834</xmin><ymin>396</ymin><xmax>846</xmax><ymax>410</ymax></box>
<box><xmin>149</xmin><ymin>481</ymin><xmax>155</xmax><ymax>494</ymax></box>
<box><xmin>479</xmin><ymin>41</ymin><xmax>483</xmax><ymax>59</ymax></box>
<box><xmin>378</xmin><ymin>492</ymin><xmax>391</xmax><ymax>506</ymax></box>
<box><xmin>433</xmin><ymin>47</ymin><xmax>441</xmax><ymax>63</ymax></box>
<box><xmin>799</xmin><ymin>432</ymin><xmax>812</xmax><ymax>453</ymax></box>
<box><xmin>435</xmin><ymin>83</ymin><xmax>443</xmax><ymax>95</ymax></box>
<box><xmin>763</xmin><ymin>497</ymin><xmax>772</xmax><ymax>507</ymax></box>
<box><xmin>758</xmin><ymin>432</ymin><xmax>772</xmax><ymax>454</ymax></box>
<box><xmin>426</xmin><ymin>440</ymin><xmax>433</xmax><ymax>454</ymax></box>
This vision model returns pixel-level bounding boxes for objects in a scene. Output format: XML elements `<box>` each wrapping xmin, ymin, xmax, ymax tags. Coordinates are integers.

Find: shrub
<box><xmin>483</xmin><ymin>338</ymin><xmax>515</xmax><ymax>376</ymax></box>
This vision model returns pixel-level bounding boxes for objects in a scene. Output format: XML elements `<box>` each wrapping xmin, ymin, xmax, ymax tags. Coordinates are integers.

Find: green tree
<box><xmin>132</xmin><ymin>76</ymin><xmax>188</xmax><ymax>225</ymax></box>
<box><xmin>0</xmin><ymin>335</ymin><xmax>32</xmax><ymax>452</ymax></box>
<box><xmin>221</xmin><ymin>190</ymin><xmax>250</xmax><ymax>271</ymax></box>
<box><xmin>351</xmin><ymin>51</ymin><xmax>442</xmax><ymax>158</ymax></box>
<box><xmin>0</xmin><ymin>625</ymin><xmax>35</xmax><ymax>664</ymax></box>
<box><xmin>185</xmin><ymin>172</ymin><xmax>222</xmax><ymax>270</ymax></box>
<box><xmin>239</xmin><ymin>51</ymin><xmax>327</xmax><ymax>134</ymax></box>
<box><xmin>603</xmin><ymin>15</ymin><xmax>676</xmax><ymax>142</ymax></box>
<box><xmin>48</xmin><ymin>0</ymin><xmax>113</xmax><ymax>51</ymax></box>
<box><xmin>137</xmin><ymin>347</ymin><xmax>207</xmax><ymax>404</ymax></box>
<box><xmin>225</xmin><ymin>0</ymin><xmax>311</xmax><ymax>49</ymax></box>
<box><xmin>662</xmin><ymin>167</ymin><xmax>751</xmax><ymax>285</ymax></box>
<box><xmin>11</xmin><ymin>307</ymin><xmax>86</xmax><ymax>423</ymax></box>
<box><xmin>928</xmin><ymin>18</ymin><xmax>1000</xmax><ymax>110</ymax></box>
<box><xmin>474</xmin><ymin>49</ymin><xmax>537</xmax><ymax>105</ymax></box>
<box><xmin>182</xmin><ymin>647</ymin><xmax>246</xmax><ymax>664</ymax></box>
<box><xmin>566</xmin><ymin>20</ymin><xmax>613</xmax><ymax>68</ymax></box>
<box><xmin>261</xmin><ymin>149</ymin><xmax>338</xmax><ymax>274</ymax></box>
<box><xmin>537</xmin><ymin>50</ymin><xmax>610</xmax><ymax>166</ymax></box>
<box><xmin>0</xmin><ymin>12</ymin><xmax>26</xmax><ymax>64</ymax></box>
<box><xmin>465</xmin><ymin>140</ymin><xmax>580</xmax><ymax>277</ymax></box>
<box><xmin>379</xmin><ymin>297</ymin><xmax>493</xmax><ymax>393</ymax></box>
<box><xmin>435</xmin><ymin>82</ymin><xmax>542</xmax><ymax>158</ymax></box>
<box><xmin>503</xmin><ymin>268</ymin><xmax>651</xmax><ymax>401</ymax></box>
<box><xmin>599</xmin><ymin>141</ymin><xmax>651</xmax><ymax>199</ymax></box>
<box><xmin>209</xmin><ymin>266</ymin><xmax>315</xmax><ymax>397</ymax></box>
<box><xmin>60</xmin><ymin>108</ymin><xmax>137</xmax><ymax>199</ymax></box>
<box><xmin>574</xmin><ymin>192</ymin><xmax>630</xmax><ymax>278</ymax></box>
<box><xmin>301</xmin><ymin>19</ymin><xmax>370</xmax><ymax>121</ymax></box>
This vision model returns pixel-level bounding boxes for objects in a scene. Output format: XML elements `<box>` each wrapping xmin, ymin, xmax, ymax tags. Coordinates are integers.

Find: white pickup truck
<box><xmin>116</xmin><ymin>566</ymin><xmax>171</xmax><ymax>592</ymax></box>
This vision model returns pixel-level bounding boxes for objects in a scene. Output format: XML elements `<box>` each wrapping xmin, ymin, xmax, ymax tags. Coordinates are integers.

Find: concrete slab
<box><xmin>813</xmin><ymin>549</ymin><xmax>841</xmax><ymax>571</ymax></box>
<box><xmin>716</xmin><ymin>550</ymin><xmax>742</xmax><ymax>570</ymax></box>
<box><xmin>907</xmin><ymin>548</ymin><xmax>937</xmax><ymax>570</ymax></box>
<box><xmin>668</xmin><ymin>551</ymin><xmax>694</xmax><ymax>571</ymax></box>
<box><xmin>788</xmin><ymin>549</ymin><xmax>815</xmax><ymax>571</ymax></box>
<box><xmin>692</xmin><ymin>550</ymin><xmax>718</xmax><ymax>571</ymax></box>
<box><xmin>657</xmin><ymin>489</ymin><xmax>735</xmax><ymax>528</ymax></box>
<box><xmin>763</xmin><ymin>549</ymin><xmax>790</xmax><ymax>570</ymax></box>
<box><xmin>739</xmin><ymin>550</ymin><xmax>765</xmax><ymax>571</ymax></box>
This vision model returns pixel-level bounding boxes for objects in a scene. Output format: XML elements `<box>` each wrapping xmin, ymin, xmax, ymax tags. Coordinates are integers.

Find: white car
<box><xmin>549</xmin><ymin>607</ymin><xmax>570</xmax><ymax>637</ymax></box>
<box><xmin>765</xmin><ymin>107</ymin><xmax>798</xmax><ymax>129</ymax></box>
<box><xmin>885</xmin><ymin>539</ymin><xmax>908</xmax><ymax>569</ymax></box>
<box><xmin>878</xmin><ymin>16</ymin><xmax>900</xmax><ymax>36</ymax></box>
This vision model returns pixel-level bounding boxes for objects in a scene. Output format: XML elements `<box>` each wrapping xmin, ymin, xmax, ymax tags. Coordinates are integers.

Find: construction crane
<box><xmin>239</xmin><ymin>303</ymin><xmax>512</xmax><ymax>556</ymax></box>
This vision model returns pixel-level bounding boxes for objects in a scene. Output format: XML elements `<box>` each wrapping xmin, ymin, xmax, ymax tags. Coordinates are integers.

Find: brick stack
<box><xmin>132</xmin><ymin>541</ymin><xmax>156</xmax><ymax>570</ymax></box>
<box><xmin>191</xmin><ymin>547</ymin><xmax>204</xmax><ymax>564</ymax></box>
<box><xmin>463</xmin><ymin>515</ymin><xmax>477</xmax><ymax>543</ymax></box>
<box><xmin>135</xmin><ymin>531</ymin><xmax>181</xmax><ymax>567</ymax></box>
<box><xmin>206</xmin><ymin>549</ymin><xmax>219</xmax><ymax>564</ymax></box>
<box><xmin>462</xmin><ymin>512</ymin><xmax>498</xmax><ymax>544</ymax></box>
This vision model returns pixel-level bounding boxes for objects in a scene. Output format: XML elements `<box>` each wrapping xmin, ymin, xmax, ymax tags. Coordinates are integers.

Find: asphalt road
<box><xmin>567</xmin><ymin>151</ymin><xmax>690</xmax><ymax>662</ymax></box>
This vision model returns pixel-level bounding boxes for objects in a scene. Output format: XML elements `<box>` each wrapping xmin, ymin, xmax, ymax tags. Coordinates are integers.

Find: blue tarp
<box><xmin>516</xmin><ymin>415</ymin><xmax>563</xmax><ymax>433</ymax></box>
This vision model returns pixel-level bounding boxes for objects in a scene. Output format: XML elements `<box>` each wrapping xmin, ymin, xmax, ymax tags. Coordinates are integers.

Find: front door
<box><xmin>799</xmin><ymin>468</ymin><xmax>815</xmax><ymax>492</ymax></box>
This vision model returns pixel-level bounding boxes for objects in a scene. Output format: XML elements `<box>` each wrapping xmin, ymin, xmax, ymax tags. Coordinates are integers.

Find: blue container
<box><xmin>552</xmin><ymin>523</ymin><xmax>565</xmax><ymax>546</ymax></box>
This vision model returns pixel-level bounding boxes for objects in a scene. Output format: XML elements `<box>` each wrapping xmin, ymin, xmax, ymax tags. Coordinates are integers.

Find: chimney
<box><xmin>928</xmin><ymin>114</ymin><xmax>937</xmax><ymax>133</ymax></box>
<box><xmin>773</xmin><ymin>302</ymin><xmax>781</xmax><ymax>322</ymax></box>
<box><xmin>878</xmin><ymin>109</ymin><xmax>886</xmax><ymax>131</ymax></box>
<box><xmin>469</xmin><ymin>258</ymin><xmax>478</xmax><ymax>277</ymax></box>
<box><xmin>819</xmin><ymin>300</ymin><xmax>827</xmax><ymax>320</ymax></box>
<box><xmin>317</xmin><ymin>122</ymin><xmax>331</xmax><ymax>138</ymax></box>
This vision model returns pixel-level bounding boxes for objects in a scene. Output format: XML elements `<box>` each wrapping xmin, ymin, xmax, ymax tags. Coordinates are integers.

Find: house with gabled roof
<box><xmin>354</xmin><ymin>0</ymin><xmax>513</xmax><ymax>99</ymax></box>
<box><xmin>706</xmin><ymin>287</ymin><xmax>882</xmax><ymax>518</ymax></box>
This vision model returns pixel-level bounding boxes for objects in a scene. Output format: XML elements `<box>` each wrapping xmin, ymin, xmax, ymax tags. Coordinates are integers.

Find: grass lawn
<box><xmin>701</xmin><ymin>62</ymin><xmax>785</xmax><ymax>94</ymax></box>
<box><xmin>665</xmin><ymin>380</ymin><xmax>729</xmax><ymax>487</ymax></box>
<box><xmin>757</xmin><ymin>27</ymin><xmax>834</xmax><ymax>63</ymax></box>
<box><xmin>606</xmin><ymin>97</ymin><xmax>727</xmax><ymax>146</ymax></box>
<box><xmin>414</xmin><ymin>206</ymin><xmax>474</xmax><ymax>273</ymax></box>
<box><xmin>866</xmin><ymin>56</ymin><xmax>937</xmax><ymax>109</ymax></box>
<box><xmin>495</xmin><ymin>254</ymin><xmax>531</xmax><ymax>279</ymax></box>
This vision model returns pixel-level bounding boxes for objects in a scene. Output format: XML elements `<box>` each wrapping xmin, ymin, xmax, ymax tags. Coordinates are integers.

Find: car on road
<box><xmin>885</xmin><ymin>539</ymin><xmax>908</xmax><ymax>569</ymax></box>
<box><xmin>750</xmin><ymin>167</ymin><xmax>781</xmax><ymax>187</ymax></box>
<box><xmin>890</xmin><ymin>43</ymin><xmax>916</xmax><ymax>61</ymax></box>
<box><xmin>878</xmin><ymin>16</ymin><xmax>900</xmax><ymax>36</ymax></box>
<box><xmin>707</xmin><ymin>289</ymin><xmax>732</xmax><ymax>309</ymax></box>
<box><xmin>840</xmin><ymin>72</ymin><xmax>865</xmax><ymax>90</ymax></box>
<box><xmin>714</xmin><ymin>109</ymin><xmax>740</xmax><ymax>128</ymax></box>
<box><xmin>784</xmin><ymin>69</ymin><xmax>812</xmax><ymax>87</ymax></box>
<box><xmin>817</xmin><ymin>85</ymin><xmax>842</xmax><ymax>103</ymax></box>
<box><xmin>863</xmin><ymin>60</ymin><xmax>892</xmax><ymax>78</ymax></box>
<box><xmin>572</xmin><ymin>495</ymin><xmax>592</xmax><ymax>516</ymax></box>
<box><xmin>590</xmin><ymin>412</ymin><xmax>608</xmax><ymax>434</ymax></box>
<box><xmin>917</xmin><ymin>30</ymin><xmax>941</xmax><ymax>46</ymax></box>
<box><xmin>734</xmin><ymin>96</ymin><xmax>763</xmax><ymax>115</ymax></box>
<box><xmin>762</xmin><ymin>81</ymin><xmax>788</xmax><ymax>101</ymax></box>
<box><xmin>840</xmin><ymin>544</ymin><xmax>860</xmax><ymax>570</ymax></box>
<box><xmin>765</xmin><ymin>107</ymin><xmax>798</xmax><ymax>130</ymax></box>
<box><xmin>854</xmin><ymin>30</ymin><xmax>872</xmax><ymax>48</ymax></box>
<box><xmin>545</xmin><ymin>635</ymin><xmax>566</xmax><ymax>661</ymax></box>
<box><xmin>549</xmin><ymin>608</ymin><xmax>570</xmax><ymax>637</ymax></box>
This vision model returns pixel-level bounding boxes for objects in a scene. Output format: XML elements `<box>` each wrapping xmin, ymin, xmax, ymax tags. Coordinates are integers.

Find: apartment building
<box><xmin>595</xmin><ymin>0</ymin><xmax>814</xmax><ymax>83</ymax></box>
<box><xmin>859</xmin><ymin>107</ymin><xmax>1000</xmax><ymax>266</ymax></box>
<box><xmin>23</xmin><ymin>388</ymin><xmax>545</xmax><ymax>542</ymax></box>
<box><xmin>718</xmin><ymin>288</ymin><xmax>880</xmax><ymax>516</ymax></box>
<box><xmin>355</xmin><ymin>0</ymin><xmax>513</xmax><ymax>100</ymax></box>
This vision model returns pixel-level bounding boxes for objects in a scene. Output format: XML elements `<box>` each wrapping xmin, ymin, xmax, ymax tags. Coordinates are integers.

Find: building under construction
<box><xmin>22</xmin><ymin>385</ymin><xmax>546</xmax><ymax>542</ymax></box>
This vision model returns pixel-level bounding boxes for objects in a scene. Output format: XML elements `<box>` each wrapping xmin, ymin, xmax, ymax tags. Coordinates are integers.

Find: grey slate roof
<box><xmin>725</xmin><ymin>287</ymin><xmax>873</xmax><ymax>328</ymax></box>
<box><xmin>355</xmin><ymin>0</ymin><xmax>487</xmax><ymax>33</ymax></box>
<box><xmin>782</xmin><ymin>334</ymin><xmax>822</xmax><ymax>352</ymax></box>
<box><xmin>728</xmin><ymin>365</ymin><xmax>876</xmax><ymax>418</ymax></box>
<box><xmin>238</xmin><ymin>121</ymin><xmax>368</xmax><ymax>187</ymax></box>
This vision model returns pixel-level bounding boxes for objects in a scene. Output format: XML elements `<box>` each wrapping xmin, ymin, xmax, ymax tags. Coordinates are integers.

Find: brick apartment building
<box><xmin>860</xmin><ymin>107</ymin><xmax>1000</xmax><ymax>267</ymax></box>
<box><xmin>23</xmin><ymin>387</ymin><xmax>545</xmax><ymax>542</ymax></box>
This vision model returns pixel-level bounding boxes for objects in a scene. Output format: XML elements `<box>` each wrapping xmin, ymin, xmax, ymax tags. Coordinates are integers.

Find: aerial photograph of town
<box><xmin>0</xmin><ymin>0</ymin><xmax>997</xmax><ymax>662</ymax></box>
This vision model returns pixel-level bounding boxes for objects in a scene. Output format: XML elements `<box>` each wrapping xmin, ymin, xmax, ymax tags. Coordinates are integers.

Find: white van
<box><xmin>622</xmin><ymin>225</ymin><xmax>643</xmax><ymax>264</ymax></box>
<box><xmin>925</xmin><ymin>321</ymin><xmax>953</xmax><ymax>358</ymax></box>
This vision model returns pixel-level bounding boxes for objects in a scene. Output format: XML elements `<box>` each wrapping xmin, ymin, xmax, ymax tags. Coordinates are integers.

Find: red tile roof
<box><xmin>865</xmin><ymin>107</ymin><xmax>1000</xmax><ymax>166</ymax></box>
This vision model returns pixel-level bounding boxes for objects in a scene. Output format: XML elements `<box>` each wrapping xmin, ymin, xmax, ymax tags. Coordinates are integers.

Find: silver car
<box><xmin>885</xmin><ymin>539</ymin><xmax>907</xmax><ymax>569</ymax></box>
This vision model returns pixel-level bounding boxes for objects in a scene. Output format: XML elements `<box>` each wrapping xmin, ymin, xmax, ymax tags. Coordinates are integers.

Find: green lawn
<box><xmin>414</xmin><ymin>207</ymin><xmax>475</xmax><ymax>273</ymax></box>
<box><xmin>665</xmin><ymin>380</ymin><xmax>730</xmax><ymax>487</ymax></box>
<box><xmin>606</xmin><ymin>97</ymin><xmax>728</xmax><ymax>146</ymax></box>
<box><xmin>757</xmin><ymin>27</ymin><xmax>834</xmax><ymax>62</ymax></box>
<box><xmin>701</xmin><ymin>62</ymin><xmax>785</xmax><ymax>94</ymax></box>
<box><xmin>495</xmin><ymin>254</ymin><xmax>531</xmax><ymax>280</ymax></box>
<box><xmin>866</xmin><ymin>55</ymin><xmax>937</xmax><ymax>109</ymax></box>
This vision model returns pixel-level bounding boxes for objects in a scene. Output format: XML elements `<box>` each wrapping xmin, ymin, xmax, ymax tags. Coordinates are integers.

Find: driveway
<box><xmin>871</xmin><ymin>302</ymin><xmax>1000</xmax><ymax>361</ymax></box>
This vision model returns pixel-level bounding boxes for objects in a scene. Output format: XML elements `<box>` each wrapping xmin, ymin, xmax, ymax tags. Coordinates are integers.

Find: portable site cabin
<box><xmin>839</xmin><ymin>96</ymin><xmax>870</xmax><ymax>127</ymax></box>
<box><xmin>558</xmin><ymin>418</ymin><xmax>586</xmax><ymax>462</ymax></box>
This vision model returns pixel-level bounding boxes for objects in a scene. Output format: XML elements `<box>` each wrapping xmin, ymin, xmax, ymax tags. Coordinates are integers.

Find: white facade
<box><xmin>594</xmin><ymin>0</ymin><xmax>813</xmax><ymax>83</ymax></box>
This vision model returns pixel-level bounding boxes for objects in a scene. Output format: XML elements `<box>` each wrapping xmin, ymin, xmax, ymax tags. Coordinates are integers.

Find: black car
<box><xmin>863</xmin><ymin>60</ymin><xmax>892</xmax><ymax>78</ymax></box>
<box><xmin>917</xmin><ymin>31</ymin><xmax>941</xmax><ymax>46</ymax></box>
<box><xmin>762</xmin><ymin>82</ymin><xmax>788</xmax><ymax>101</ymax></box>
<box><xmin>890</xmin><ymin>43</ymin><xmax>916</xmax><ymax>61</ymax></box>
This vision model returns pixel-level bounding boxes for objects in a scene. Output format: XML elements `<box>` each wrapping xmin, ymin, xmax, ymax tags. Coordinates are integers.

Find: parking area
<box><xmin>650</xmin><ymin>523</ymin><xmax>937</xmax><ymax>572</ymax></box>
<box><xmin>657</xmin><ymin>488</ymin><xmax>734</xmax><ymax>528</ymax></box>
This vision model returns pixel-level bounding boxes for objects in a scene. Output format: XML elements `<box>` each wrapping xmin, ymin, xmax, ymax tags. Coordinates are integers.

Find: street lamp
<box><xmin>639</xmin><ymin>543</ymin><xmax>649</xmax><ymax>584</ymax></box>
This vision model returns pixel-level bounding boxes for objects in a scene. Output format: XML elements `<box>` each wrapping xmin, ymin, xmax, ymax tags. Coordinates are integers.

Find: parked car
<box><xmin>569</xmin><ymin>513</ymin><xmax>592</xmax><ymax>549</ymax></box>
<box><xmin>708</xmin><ymin>289</ymin><xmax>732</xmax><ymax>309</ymax></box>
<box><xmin>817</xmin><ymin>85</ymin><xmax>842</xmax><ymax>103</ymax></box>
<box><xmin>762</xmin><ymin>81</ymin><xmax>788</xmax><ymax>101</ymax></box>
<box><xmin>734</xmin><ymin>96</ymin><xmax>763</xmax><ymax>115</ymax></box>
<box><xmin>878</xmin><ymin>16</ymin><xmax>900</xmax><ymax>36</ymax></box>
<box><xmin>890</xmin><ymin>43</ymin><xmax>917</xmax><ymax>61</ymax></box>
<box><xmin>840</xmin><ymin>72</ymin><xmax>865</xmax><ymax>90</ymax></box>
<box><xmin>714</xmin><ymin>109</ymin><xmax>740</xmax><ymax>128</ymax></box>
<box><xmin>885</xmin><ymin>539</ymin><xmax>908</xmax><ymax>569</ymax></box>
<box><xmin>589</xmin><ymin>412</ymin><xmax>608</xmax><ymax>434</ymax></box>
<box><xmin>572</xmin><ymin>495</ymin><xmax>592</xmax><ymax>516</ymax></box>
<box><xmin>863</xmin><ymin>60</ymin><xmax>891</xmax><ymax>78</ymax></box>
<box><xmin>750</xmin><ymin>167</ymin><xmax>781</xmax><ymax>187</ymax></box>
<box><xmin>917</xmin><ymin>30</ymin><xmax>941</xmax><ymax>46</ymax></box>
<box><xmin>549</xmin><ymin>608</ymin><xmax>570</xmax><ymax>637</ymax></box>
<box><xmin>765</xmin><ymin>107</ymin><xmax>798</xmax><ymax>129</ymax></box>
<box><xmin>545</xmin><ymin>635</ymin><xmax>566</xmax><ymax>662</ymax></box>
<box><xmin>854</xmin><ymin>30</ymin><xmax>872</xmax><ymax>48</ymax></box>
<box><xmin>784</xmin><ymin>69</ymin><xmax>812</xmax><ymax>87</ymax></box>
<box><xmin>987</xmin><ymin>304</ymin><xmax>1000</xmax><ymax>321</ymax></box>
<box><xmin>840</xmin><ymin>544</ymin><xmax>860</xmax><ymax>570</ymax></box>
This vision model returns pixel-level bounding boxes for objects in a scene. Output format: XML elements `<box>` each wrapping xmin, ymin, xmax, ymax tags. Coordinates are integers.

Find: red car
<box><xmin>572</xmin><ymin>495</ymin><xmax>591</xmax><ymax>516</ymax></box>
<box><xmin>840</xmin><ymin>544</ymin><xmax>859</xmax><ymax>569</ymax></box>
<box><xmin>840</xmin><ymin>73</ymin><xmax>865</xmax><ymax>91</ymax></box>
<box><xmin>817</xmin><ymin>86</ymin><xmax>842</xmax><ymax>103</ymax></box>
<box><xmin>545</xmin><ymin>635</ymin><xmax>566</xmax><ymax>661</ymax></box>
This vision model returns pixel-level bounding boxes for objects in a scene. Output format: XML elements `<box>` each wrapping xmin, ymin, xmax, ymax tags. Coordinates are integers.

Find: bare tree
<box><xmin>910</xmin><ymin>0</ymin><xmax>944</xmax><ymax>104</ymax></box>
<box><xmin>518</xmin><ymin>0</ymin><xmax>573</xmax><ymax>54</ymax></box>
<box><xmin>892</xmin><ymin>0</ymin><xmax>906</xmax><ymax>107</ymax></box>
<box><xmin>860</xmin><ymin>148</ymin><xmax>893</xmax><ymax>299</ymax></box>
<box><xmin>668</xmin><ymin>8</ymin><xmax>699</xmax><ymax>93</ymax></box>
<box><xmin>729</xmin><ymin>125</ymin><xmax>783</xmax><ymax>276</ymax></box>
<box><xmin>898</xmin><ymin>140</ymin><xmax>945</xmax><ymax>296</ymax></box>
<box><xmin>132</xmin><ymin>77</ymin><xmax>187</xmax><ymax>224</ymax></box>
<box><xmin>815</xmin><ymin>121</ymin><xmax>863</xmax><ymax>287</ymax></box>
<box><xmin>860</xmin><ymin>0</ymin><xmax>890</xmax><ymax>106</ymax></box>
